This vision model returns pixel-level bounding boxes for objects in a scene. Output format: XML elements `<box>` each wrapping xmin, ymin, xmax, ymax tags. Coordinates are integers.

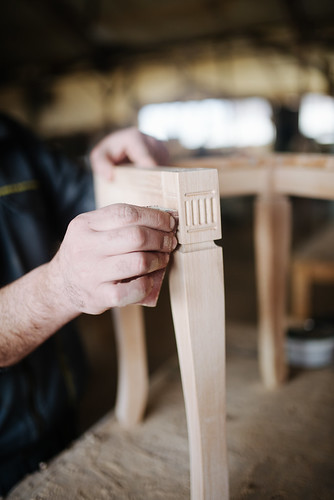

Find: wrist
<box><xmin>43</xmin><ymin>257</ymin><xmax>80</xmax><ymax>321</ymax></box>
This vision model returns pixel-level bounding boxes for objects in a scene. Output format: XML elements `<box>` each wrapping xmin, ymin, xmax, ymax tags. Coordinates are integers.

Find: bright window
<box><xmin>138</xmin><ymin>98</ymin><xmax>275</xmax><ymax>149</ymax></box>
<box><xmin>299</xmin><ymin>93</ymin><xmax>334</xmax><ymax>144</ymax></box>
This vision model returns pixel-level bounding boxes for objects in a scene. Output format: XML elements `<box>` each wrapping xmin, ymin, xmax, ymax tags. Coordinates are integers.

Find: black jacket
<box><xmin>0</xmin><ymin>114</ymin><xmax>95</xmax><ymax>492</ymax></box>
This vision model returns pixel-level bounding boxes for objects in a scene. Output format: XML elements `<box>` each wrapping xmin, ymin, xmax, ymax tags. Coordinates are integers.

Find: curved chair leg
<box><xmin>169</xmin><ymin>243</ymin><xmax>229</xmax><ymax>500</ymax></box>
<box><xmin>95</xmin><ymin>165</ymin><xmax>229</xmax><ymax>496</ymax></box>
<box><xmin>254</xmin><ymin>194</ymin><xmax>292</xmax><ymax>388</ymax></box>
<box><xmin>112</xmin><ymin>305</ymin><xmax>149</xmax><ymax>425</ymax></box>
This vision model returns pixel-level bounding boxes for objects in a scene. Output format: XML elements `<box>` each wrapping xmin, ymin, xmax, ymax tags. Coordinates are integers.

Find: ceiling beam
<box><xmin>29</xmin><ymin>0</ymin><xmax>96</xmax><ymax>47</ymax></box>
<box><xmin>280</xmin><ymin>0</ymin><xmax>314</xmax><ymax>43</ymax></box>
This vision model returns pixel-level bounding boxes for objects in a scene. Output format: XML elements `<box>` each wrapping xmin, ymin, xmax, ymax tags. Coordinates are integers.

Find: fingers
<box><xmin>95</xmin><ymin>225</ymin><xmax>177</xmax><ymax>257</ymax></box>
<box><xmin>144</xmin><ymin>135</ymin><xmax>170</xmax><ymax>166</ymax></box>
<box><xmin>99</xmin><ymin>251</ymin><xmax>170</xmax><ymax>282</ymax></box>
<box><xmin>85</xmin><ymin>203</ymin><xmax>177</xmax><ymax>233</ymax></box>
<box><xmin>99</xmin><ymin>274</ymin><xmax>155</xmax><ymax>308</ymax></box>
<box><xmin>89</xmin><ymin>127</ymin><xmax>170</xmax><ymax>180</ymax></box>
<box><xmin>99</xmin><ymin>267</ymin><xmax>166</xmax><ymax>309</ymax></box>
<box><xmin>56</xmin><ymin>203</ymin><xmax>178</xmax><ymax>314</ymax></box>
<box><xmin>123</xmin><ymin>129</ymin><xmax>157</xmax><ymax>167</ymax></box>
<box><xmin>124</xmin><ymin>129</ymin><xmax>168</xmax><ymax>167</ymax></box>
<box><xmin>91</xmin><ymin>153</ymin><xmax>115</xmax><ymax>180</ymax></box>
<box><xmin>137</xmin><ymin>268</ymin><xmax>166</xmax><ymax>307</ymax></box>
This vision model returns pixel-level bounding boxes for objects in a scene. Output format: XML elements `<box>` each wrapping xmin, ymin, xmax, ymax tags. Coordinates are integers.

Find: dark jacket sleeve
<box><xmin>34</xmin><ymin>145</ymin><xmax>95</xmax><ymax>237</ymax></box>
<box><xmin>1</xmin><ymin>114</ymin><xmax>95</xmax><ymax>239</ymax></box>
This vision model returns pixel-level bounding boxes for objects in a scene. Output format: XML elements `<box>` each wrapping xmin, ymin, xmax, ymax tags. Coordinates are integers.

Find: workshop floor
<box><xmin>8</xmin><ymin>320</ymin><xmax>334</xmax><ymax>500</ymax></box>
<box><xmin>225</xmin><ymin>322</ymin><xmax>334</xmax><ymax>500</ymax></box>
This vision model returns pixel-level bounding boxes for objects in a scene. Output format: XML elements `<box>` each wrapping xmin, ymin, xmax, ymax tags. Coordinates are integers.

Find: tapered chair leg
<box><xmin>254</xmin><ymin>194</ymin><xmax>292</xmax><ymax>388</ymax></box>
<box><xmin>112</xmin><ymin>305</ymin><xmax>149</xmax><ymax>425</ymax></box>
<box><xmin>169</xmin><ymin>243</ymin><xmax>229</xmax><ymax>500</ymax></box>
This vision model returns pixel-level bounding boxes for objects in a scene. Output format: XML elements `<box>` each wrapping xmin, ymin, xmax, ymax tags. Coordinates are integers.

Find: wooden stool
<box><xmin>292</xmin><ymin>224</ymin><xmax>334</xmax><ymax>321</ymax></box>
<box><xmin>94</xmin><ymin>166</ymin><xmax>229</xmax><ymax>500</ymax></box>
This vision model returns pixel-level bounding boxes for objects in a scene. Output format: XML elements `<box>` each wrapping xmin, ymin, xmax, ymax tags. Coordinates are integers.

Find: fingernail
<box><xmin>172</xmin><ymin>236</ymin><xmax>178</xmax><ymax>249</ymax></box>
<box><xmin>170</xmin><ymin>216</ymin><xmax>176</xmax><ymax>230</ymax></box>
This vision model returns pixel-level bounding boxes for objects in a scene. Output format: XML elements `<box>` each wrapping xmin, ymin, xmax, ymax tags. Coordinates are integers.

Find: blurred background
<box><xmin>1</xmin><ymin>0</ymin><xmax>334</xmax><ymax>429</ymax></box>
<box><xmin>1</xmin><ymin>0</ymin><xmax>334</xmax><ymax>155</ymax></box>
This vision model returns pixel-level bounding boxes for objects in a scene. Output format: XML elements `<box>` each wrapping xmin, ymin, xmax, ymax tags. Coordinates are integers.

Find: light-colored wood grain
<box><xmin>169</xmin><ymin>245</ymin><xmax>228</xmax><ymax>499</ymax></box>
<box><xmin>274</xmin><ymin>167</ymin><xmax>334</xmax><ymax>199</ymax></box>
<box><xmin>112</xmin><ymin>305</ymin><xmax>148</xmax><ymax>425</ymax></box>
<box><xmin>291</xmin><ymin>223</ymin><xmax>334</xmax><ymax>320</ymax></box>
<box><xmin>176</xmin><ymin>153</ymin><xmax>334</xmax><ymax>387</ymax></box>
<box><xmin>94</xmin><ymin>166</ymin><xmax>229</xmax><ymax>499</ymax></box>
<box><xmin>176</xmin><ymin>153</ymin><xmax>334</xmax><ymax>199</ymax></box>
<box><xmin>175</xmin><ymin>157</ymin><xmax>267</xmax><ymax>196</ymax></box>
<box><xmin>292</xmin><ymin>261</ymin><xmax>334</xmax><ymax>320</ymax></box>
<box><xmin>95</xmin><ymin>166</ymin><xmax>221</xmax><ymax>245</ymax></box>
<box><xmin>166</xmin><ymin>167</ymin><xmax>228</xmax><ymax>499</ymax></box>
<box><xmin>254</xmin><ymin>194</ymin><xmax>291</xmax><ymax>388</ymax></box>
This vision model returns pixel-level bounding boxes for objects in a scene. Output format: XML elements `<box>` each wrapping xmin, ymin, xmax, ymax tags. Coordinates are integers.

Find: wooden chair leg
<box><xmin>112</xmin><ymin>305</ymin><xmax>149</xmax><ymax>425</ymax></box>
<box><xmin>254</xmin><ymin>194</ymin><xmax>292</xmax><ymax>388</ymax></box>
<box><xmin>169</xmin><ymin>243</ymin><xmax>229</xmax><ymax>500</ymax></box>
<box><xmin>95</xmin><ymin>166</ymin><xmax>229</xmax><ymax>497</ymax></box>
<box><xmin>291</xmin><ymin>261</ymin><xmax>313</xmax><ymax>321</ymax></box>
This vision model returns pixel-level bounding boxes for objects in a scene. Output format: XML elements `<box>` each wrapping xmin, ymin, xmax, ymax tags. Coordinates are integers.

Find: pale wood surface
<box><xmin>95</xmin><ymin>166</ymin><xmax>228</xmax><ymax>499</ymax></box>
<box><xmin>95</xmin><ymin>155</ymin><xmax>334</xmax><ymax>393</ymax></box>
<box><xmin>291</xmin><ymin>261</ymin><xmax>313</xmax><ymax>321</ymax></box>
<box><xmin>94</xmin><ymin>167</ymin><xmax>222</xmax><ymax>245</ymax></box>
<box><xmin>112</xmin><ymin>305</ymin><xmax>149</xmax><ymax>425</ymax></box>
<box><xmin>176</xmin><ymin>153</ymin><xmax>334</xmax><ymax>199</ymax></box>
<box><xmin>291</xmin><ymin>223</ymin><xmax>334</xmax><ymax>320</ymax></box>
<box><xmin>169</xmin><ymin>244</ymin><xmax>228</xmax><ymax>499</ymax></box>
<box><xmin>254</xmin><ymin>194</ymin><xmax>291</xmax><ymax>388</ymax></box>
<box><xmin>292</xmin><ymin>260</ymin><xmax>334</xmax><ymax>320</ymax></box>
<box><xmin>177</xmin><ymin>153</ymin><xmax>334</xmax><ymax>387</ymax></box>
<box><xmin>294</xmin><ymin>223</ymin><xmax>334</xmax><ymax>261</ymax></box>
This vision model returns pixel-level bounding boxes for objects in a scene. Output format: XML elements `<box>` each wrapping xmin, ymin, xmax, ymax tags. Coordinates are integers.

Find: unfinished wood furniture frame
<box><xmin>178</xmin><ymin>153</ymin><xmax>334</xmax><ymax>388</ymax></box>
<box><xmin>292</xmin><ymin>259</ymin><xmax>334</xmax><ymax>320</ymax></box>
<box><xmin>291</xmin><ymin>224</ymin><xmax>334</xmax><ymax>321</ymax></box>
<box><xmin>95</xmin><ymin>166</ymin><xmax>229</xmax><ymax>500</ymax></box>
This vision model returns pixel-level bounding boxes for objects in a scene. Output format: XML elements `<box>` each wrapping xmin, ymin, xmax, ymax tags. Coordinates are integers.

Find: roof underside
<box><xmin>1</xmin><ymin>0</ymin><xmax>334</xmax><ymax>87</ymax></box>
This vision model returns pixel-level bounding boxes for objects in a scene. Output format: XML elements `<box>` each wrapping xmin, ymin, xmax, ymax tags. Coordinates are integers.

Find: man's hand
<box><xmin>90</xmin><ymin>127</ymin><xmax>169</xmax><ymax>180</ymax></box>
<box><xmin>49</xmin><ymin>204</ymin><xmax>177</xmax><ymax>314</ymax></box>
<box><xmin>0</xmin><ymin>204</ymin><xmax>177</xmax><ymax>367</ymax></box>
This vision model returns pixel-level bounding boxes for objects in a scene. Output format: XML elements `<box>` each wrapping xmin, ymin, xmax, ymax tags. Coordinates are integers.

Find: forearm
<box><xmin>0</xmin><ymin>204</ymin><xmax>176</xmax><ymax>367</ymax></box>
<box><xmin>0</xmin><ymin>263</ymin><xmax>77</xmax><ymax>367</ymax></box>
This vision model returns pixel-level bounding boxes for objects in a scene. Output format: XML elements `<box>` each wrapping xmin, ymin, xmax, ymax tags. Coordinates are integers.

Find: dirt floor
<box><xmin>7</xmin><ymin>320</ymin><xmax>334</xmax><ymax>499</ymax></box>
<box><xmin>226</xmin><ymin>322</ymin><xmax>334</xmax><ymax>500</ymax></box>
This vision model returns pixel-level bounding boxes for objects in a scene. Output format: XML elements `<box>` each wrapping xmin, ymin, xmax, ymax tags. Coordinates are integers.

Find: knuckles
<box><xmin>105</xmin><ymin>275</ymin><xmax>149</xmax><ymax>308</ymax></box>
<box><xmin>132</xmin><ymin>252</ymin><xmax>153</xmax><ymax>275</ymax></box>
<box><xmin>67</xmin><ymin>212</ymin><xmax>90</xmax><ymax>234</ymax></box>
<box><xmin>127</xmin><ymin>225</ymin><xmax>148</xmax><ymax>249</ymax></box>
<box><xmin>111</xmin><ymin>203</ymin><xmax>140</xmax><ymax>225</ymax></box>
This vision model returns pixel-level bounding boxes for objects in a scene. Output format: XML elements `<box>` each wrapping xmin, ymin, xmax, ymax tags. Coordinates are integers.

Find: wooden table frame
<box><xmin>95</xmin><ymin>166</ymin><xmax>229</xmax><ymax>500</ymax></box>
<box><xmin>178</xmin><ymin>153</ymin><xmax>334</xmax><ymax>388</ymax></box>
<box><xmin>94</xmin><ymin>153</ymin><xmax>334</xmax><ymax>500</ymax></box>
